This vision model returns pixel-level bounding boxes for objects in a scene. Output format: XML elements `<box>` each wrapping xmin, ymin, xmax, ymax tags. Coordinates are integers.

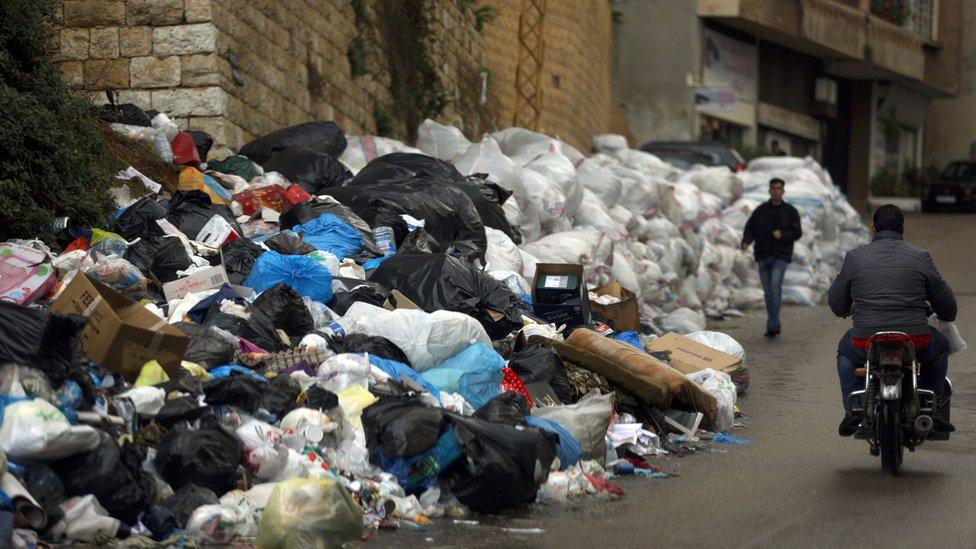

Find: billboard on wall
<box><xmin>701</xmin><ymin>29</ymin><xmax>757</xmax><ymax>105</ymax></box>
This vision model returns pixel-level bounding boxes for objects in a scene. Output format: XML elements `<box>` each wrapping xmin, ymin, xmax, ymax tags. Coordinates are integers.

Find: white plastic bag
<box><xmin>0</xmin><ymin>399</ymin><xmax>100</xmax><ymax>460</ymax></box>
<box><xmin>531</xmin><ymin>390</ymin><xmax>614</xmax><ymax>463</ymax></box>
<box><xmin>686</xmin><ymin>368</ymin><xmax>737</xmax><ymax>432</ymax></box>
<box><xmin>118</xmin><ymin>386</ymin><xmax>166</xmax><ymax>416</ymax></box>
<box><xmin>929</xmin><ymin>315</ymin><xmax>967</xmax><ymax>355</ymax></box>
<box><xmin>685</xmin><ymin>331</ymin><xmax>747</xmax><ymax>368</ymax></box>
<box><xmin>416</xmin><ymin>119</ymin><xmax>470</xmax><ymax>161</ymax></box>
<box><xmin>659</xmin><ymin>307</ymin><xmax>706</xmax><ymax>334</ymax></box>
<box><xmin>55</xmin><ymin>495</ymin><xmax>121</xmax><ymax>542</ymax></box>
<box><xmin>484</xmin><ymin>227</ymin><xmax>523</xmax><ymax>273</ymax></box>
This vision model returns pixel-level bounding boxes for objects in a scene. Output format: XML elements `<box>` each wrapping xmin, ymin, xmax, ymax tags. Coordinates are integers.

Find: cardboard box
<box><xmin>646</xmin><ymin>332</ymin><xmax>742</xmax><ymax>375</ymax></box>
<box><xmin>51</xmin><ymin>273</ymin><xmax>188</xmax><ymax>381</ymax></box>
<box><xmin>0</xmin><ymin>242</ymin><xmax>57</xmax><ymax>305</ymax></box>
<box><xmin>162</xmin><ymin>265</ymin><xmax>231</xmax><ymax>302</ymax></box>
<box><xmin>589</xmin><ymin>281</ymin><xmax>640</xmax><ymax>332</ymax></box>
<box><xmin>384</xmin><ymin>290</ymin><xmax>422</xmax><ymax>311</ymax></box>
<box><xmin>531</xmin><ymin>263</ymin><xmax>591</xmax><ymax>329</ymax></box>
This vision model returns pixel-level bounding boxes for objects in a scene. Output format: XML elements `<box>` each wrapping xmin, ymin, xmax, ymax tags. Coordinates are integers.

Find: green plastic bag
<box><xmin>256</xmin><ymin>478</ymin><xmax>363</xmax><ymax>549</ymax></box>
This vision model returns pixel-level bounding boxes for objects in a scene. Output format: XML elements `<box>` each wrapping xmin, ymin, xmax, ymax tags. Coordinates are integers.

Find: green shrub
<box><xmin>0</xmin><ymin>0</ymin><xmax>118</xmax><ymax>242</ymax></box>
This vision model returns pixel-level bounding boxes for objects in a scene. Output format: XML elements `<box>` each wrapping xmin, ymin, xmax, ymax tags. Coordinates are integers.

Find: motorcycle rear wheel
<box><xmin>879</xmin><ymin>400</ymin><xmax>903</xmax><ymax>476</ymax></box>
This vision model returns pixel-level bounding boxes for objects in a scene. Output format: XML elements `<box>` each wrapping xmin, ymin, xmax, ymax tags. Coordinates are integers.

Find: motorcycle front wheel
<box><xmin>879</xmin><ymin>400</ymin><xmax>903</xmax><ymax>476</ymax></box>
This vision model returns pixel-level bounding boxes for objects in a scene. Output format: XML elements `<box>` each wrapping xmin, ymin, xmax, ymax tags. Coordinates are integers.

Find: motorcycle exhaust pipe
<box><xmin>914</xmin><ymin>415</ymin><xmax>934</xmax><ymax>438</ymax></box>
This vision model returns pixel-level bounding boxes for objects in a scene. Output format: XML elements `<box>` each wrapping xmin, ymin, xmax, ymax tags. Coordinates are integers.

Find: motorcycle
<box><xmin>846</xmin><ymin>331</ymin><xmax>950</xmax><ymax>476</ymax></box>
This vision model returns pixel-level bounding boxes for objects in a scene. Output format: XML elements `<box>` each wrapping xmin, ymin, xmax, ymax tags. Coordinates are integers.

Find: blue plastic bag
<box><xmin>712</xmin><ymin>432</ymin><xmax>752</xmax><ymax>445</ymax></box>
<box><xmin>368</xmin><ymin>356</ymin><xmax>441</xmax><ymax>397</ymax></box>
<box><xmin>243</xmin><ymin>251</ymin><xmax>333</xmax><ymax>302</ymax></box>
<box><xmin>526</xmin><ymin>416</ymin><xmax>582</xmax><ymax>470</ymax></box>
<box><xmin>611</xmin><ymin>331</ymin><xmax>643</xmax><ymax>350</ymax></box>
<box><xmin>209</xmin><ymin>365</ymin><xmax>267</xmax><ymax>382</ymax></box>
<box><xmin>378</xmin><ymin>428</ymin><xmax>462</xmax><ymax>493</ymax></box>
<box><xmin>421</xmin><ymin>343</ymin><xmax>504</xmax><ymax>410</ymax></box>
<box><xmin>292</xmin><ymin>213</ymin><xmax>364</xmax><ymax>259</ymax></box>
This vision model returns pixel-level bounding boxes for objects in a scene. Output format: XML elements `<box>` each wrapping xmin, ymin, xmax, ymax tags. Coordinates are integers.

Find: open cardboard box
<box><xmin>589</xmin><ymin>281</ymin><xmax>640</xmax><ymax>332</ymax></box>
<box><xmin>646</xmin><ymin>332</ymin><xmax>742</xmax><ymax>375</ymax></box>
<box><xmin>51</xmin><ymin>273</ymin><xmax>188</xmax><ymax>381</ymax></box>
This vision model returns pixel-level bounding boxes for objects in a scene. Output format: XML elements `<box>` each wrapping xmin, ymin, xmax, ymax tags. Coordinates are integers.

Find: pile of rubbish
<box><xmin>0</xmin><ymin>104</ymin><xmax>863</xmax><ymax>546</ymax></box>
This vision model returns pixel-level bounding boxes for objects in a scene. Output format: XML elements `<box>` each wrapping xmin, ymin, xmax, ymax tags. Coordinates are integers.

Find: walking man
<box><xmin>741</xmin><ymin>178</ymin><xmax>802</xmax><ymax>337</ymax></box>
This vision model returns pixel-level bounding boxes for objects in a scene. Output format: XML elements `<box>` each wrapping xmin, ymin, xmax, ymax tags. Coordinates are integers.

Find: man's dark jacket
<box><xmin>828</xmin><ymin>230</ymin><xmax>956</xmax><ymax>338</ymax></box>
<box><xmin>741</xmin><ymin>200</ymin><xmax>802</xmax><ymax>262</ymax></box>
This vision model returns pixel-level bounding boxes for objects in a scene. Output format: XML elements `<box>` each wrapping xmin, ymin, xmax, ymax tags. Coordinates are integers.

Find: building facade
<box><xmin>615</xmin><ymin>0</ymin><xmax>963</xmax><ymax>211</ymax></box>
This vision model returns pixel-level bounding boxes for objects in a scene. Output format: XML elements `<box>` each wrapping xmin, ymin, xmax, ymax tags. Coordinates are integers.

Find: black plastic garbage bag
<box><xmin>265</xmin><ymin>231</ymin><xmax>316</xmax><ymax>256</ymax></box>
<box><xmin>124</xmin><ymin>235</ymin><xmax>192</xmax><ymax>283</ymax></box>
<box><xmin>143</xmin><ymin>505</ymin><xmax>177</xmax><ymax>540</ymax></box>
<box><xmin>0</xmin><ymin>302</ymin><xmax>87</xmax><ymax>388</ymax></box>
<box><xmin>261</xmin><ymin>374</ymin><xmax>302</xmax><ymax>418</ymax></box>
<box><xmin>202</xmin><ymin>303</ymin><xmax>285</xmax><ymax>352</ymax></box>
<box><xmin>351</xmin><ymin>153</ymin><xmax>519</xmax><ymax>244</ymax></box>
<box><xmin>369</xmin><ymin>253</ymin><xmax>522</xmax><ymax>339</ymax></box>
<box><xmin>328</xmin><ymin>333</ymin><xmax>411</xmax><ymax>366</ymax></box>
<box><xmin>397</xmin><ymin>227</ymin><xmax>441</xmax><ymax>255</ymax></box>
<box><xmin>187</xmin><ymin>131</ymin><xmax>214</xmax><ymax>163</ymax></box>
<box><xmin>185</xmin><ymin>285</ymin><xmax>247</xmax><ymax>324</ymax></box>
<box><xmin>23</xmin><ymin>464</ymin><xmax>65</xmax><ymax>530</ymax></box>
<box><xmin>363</xmin><ymin>397</ymin><xmax>447</xmax><ymax>465</ymax></box>
<box><xmin>203</xmin><ymin>374</ymin><xmax>265</xmax><ymax>412</ymax></box>
<box><xmin>303</xmin><ymin>385</ymin><xmax>339</xmax><ymax>411</ymax></box>
<box><xmin>96</xmin><ymin>102</ymin><xmax>151</xmax><ymax>126</ymax></box>
<box><xmin>165</xmin><ymin>190</ymin><xmax>242</xmax><ymax>239</ymax></box>
<box><xmin>156</xmin><ymin>397</ymin><xmax>211</xmax><ymax>428</ymax></box>
<box><xmin>156</xmin><ymin>375</ymin><xmax>204</xmax><ymax>396</ymax></box>
<box><xmin>115</xmin><ymin>196</ymin><xmax>167</xmax><ymax>240</ymax></box>
<box><xmin>507</xmin><ymin>344</ymin><xmax>574</xmax><ymax>405</ymax></box>
<box><xmin>240</xmin><ymin>121</ymin><xmax>347</xmax><ymax>165</ymax></box>
<box><xmin>329</xmin><ymin>284</ymin><xmax>389</xmax><ymax>316</ymax></box>
<box><xmin>323</xmin><ymin>177</ymin><xmax>487</xmax><ymax>262</ymax></box>
<box><xmin>473</xmin><ymin>392</ymin><xmax>529</xmax><ymax>426</ymax></box>
<box><xmin>445</xmin><ymin>413</ymin><xmax>557</xmax><ymax>514</ymax></box>
<box><xmin>221</xmin><ymin>238</ymin><xmax>266</xmax><ymax>285</ymax></box>
<box><xmin>160</xmin><ymin>483</ymin><xmax>218</xmax><ymax>528</ymax></box>
<box><xmin>175</xmin><ymin>323</ymin><xmax>237</xmax><ymax>368</ymax></box>
<box><xmin>154</xmin><ymin>415</ymin><xmax>243</xmax><ymax>495</ymax></box>
<box><xmin>51</xmin><ymin>433</ymin><xmax>156</xmax><ymax>525</ymax></box>
<box><xmin>262</xmin><ymin>146</ymin><xmax>352</xmax><ymax>194</ymax></box>
<box><xmin>208</xmin><ymin>155</ymin><xmax>262</xmax><ymax>182</ymax></box>
<box><xmin>252</xmin><ymin>283</ymin><xmax>314</xmax><ymax>338</ymax></box>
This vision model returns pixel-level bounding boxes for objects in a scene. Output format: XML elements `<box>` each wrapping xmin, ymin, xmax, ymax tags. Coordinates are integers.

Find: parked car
<box><xmin>640</xmin><ymin>141</ymin><xmax>746</xmax><ymax>172</ymax></box>
<box><xmin>922</xmin><ymin>161</ymin><xmax>976</xmax><ymax>212</ymax></box>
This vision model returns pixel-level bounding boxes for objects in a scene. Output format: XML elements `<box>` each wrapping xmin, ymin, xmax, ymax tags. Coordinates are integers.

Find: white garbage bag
<box><xmin>929</xmin><ymin>315</ymin><xmax>967</xmax><ymax>355</ymax></box>
<box><xmin>0</xmin><ymin>399</ymin><xmax>100</xmax><ymax>460</ymax></box>
<box><xmin>526</xmin><ymin>152</ymin><xmax>583</xmax><ymax>220</ymax></box>
<box><xmin>686</xmin><ymin>368</ymin><xmax>736</xmax><ymax>432</ymax></box>
<box><xmin>577</xmin><ymin>155</ymin><xmax>622</xmax><ymax>208</ymax></box>
<box><xmin>452</xmin><ymin>136</ymin><xmax>522</xmax><ymax>192</ymax></box>
<box><xmin>339</xmin><ymin>135</ymin><xmax>422</xmax><ymax>174</ymax></box>
<box><xmin>416</xmin><ymin>119</ymin><xmax>470</xmax><ymax>161</ymax></box>
<box><xmin>484</xmin><ymin>227</ymin><xmax>523</xmax><ymax>273</ymax></box>
<box><xmin>531</xmin><ymin>391</ymin><xmax>614</xmax><ymax>463</ymax></box>
<box><xmin>659</xmin><ymin>307</ymin><xmax>706</xmax><ymax>334</ymax></box>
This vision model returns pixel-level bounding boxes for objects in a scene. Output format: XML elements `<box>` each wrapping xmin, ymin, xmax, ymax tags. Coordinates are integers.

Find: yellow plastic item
<box><xmin>256</xmin><ymin>478</ymin><xmax>363</xmax><ymax>549</ymax></box>
<box><xmin>337</xmin><ymin>386</ymin><xmax>377</xmax><ymax>429</ymax></box>
<box><xmin>134</xmin><ymin>361</ymin><xmax>169</xmax><ymax>387</ymax></box>
<box><xmin>89</xmin><ymin>228</ymin><xmax>125</xmax><ymax>245</ymax></box>
<box><xmin>181</xmin><ymin>361</ymin><xmax>211</xmax><ymax>381</ymax></box>
<box><xmin>178</xmin><ymin>167</ymin><xmax>230</xmax><ymax>205</ymax></box>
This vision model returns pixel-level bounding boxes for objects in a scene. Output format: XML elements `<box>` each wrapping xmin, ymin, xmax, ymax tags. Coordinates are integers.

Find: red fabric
<box><xmin>500</xmin><ymin>366</ymin><xmax>534</xmax><ymax>408</ymax></box>
<box><xmin>584</xmin><ymin>473</ymin><xmax>625</xmax><ymax>496</ymax></box>
<box><xmin>171</xmin><ymin>131</ymin><xmax>202</xmax><ymax>167</ymax></box>
<box><xmin>63</xmin><ymin>236</ymin><xmax>90</xmax><ymax>253</ymax></box>
<box><xmin>852</xmin><ymin>334</ymin><xmax>931</xmax><ymax>352</ymax></box>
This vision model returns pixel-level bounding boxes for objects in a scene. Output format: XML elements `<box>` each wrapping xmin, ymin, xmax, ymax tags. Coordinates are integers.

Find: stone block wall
<box><xmin>51</xmin><ymin>0</ymin><xmax>619</xmax><ymax>158</ymax></box>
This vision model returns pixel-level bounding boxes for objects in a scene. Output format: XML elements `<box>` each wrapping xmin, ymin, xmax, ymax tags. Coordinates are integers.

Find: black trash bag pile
<box><xmin>261</xmin><ymin>373</ymin><xmax>302</xmax><ymax>418</ymax></box>
<box><xmin>262</xmin><ymin>146</ymin><xmax>352</xmax><ymax>194</ymax></box>
<box><xmin>123</xmin><ymin>235</ymin><xmax>192</xmax><ymax>283</ymax></box>
<box><xmin>51</xmin><ymin>432</ymin><xmax>157</xmax><ymax>525</ymax></box>
<box><xmin>0</xmin><ymin>302</ymin><xmax>87</xmax><ymax>388</ymax></box>
<box><xmin>239</xmin><ymin>121</ymin><xmax>347</xmax><ymax>165</ymax></box>
<box><xmin>203</xmin><ymin>374</ymin><xmax>265</xmax><ymax>413</ymax></box>
<box><xmin>175</xmin><ymin>323</ymin><xmax>237</xmax><ymax>368</ymax></box>
<box><xmin>473</xmin><ymin>392</ymin><xmax>529</xmax><ymax>426</ymax></box>
<box><xmin>329</xmin><ymin>284</ymin><xmax>390</xmax><ymax>315</ymax></box>
<box><xmin>164</xmin><ymin>190</ymin><xmax>242</xmax><ymax>240</ymax></box>
<box><xmin>507</xmin><ymin>344</ymin><xmax>575</xmax><ymax>405</ymax></box>
<box><xmin>114</xmin><ymin>196</ymin><xmax>167</xmax><ymax>240</ymax></box>
<box><xmin>265</xmin><ymin>231</ymin><xmax>316</xmax><ymax>256</ymax></box>
<box><xmin>369</xmin><ymin>253</ymin><xmax>523</xmax><ymax>339</ymax></box>
<box><xmin>327</xmin><ymin>333</ymin><xmax>412</xmax><ymax>366</ymax></box>
<box><xmin>159</xmin><ymin>483</ymin><xmax>219</xmax><ymax>529</ymax></box>
<box><xmin>202</xmin><ymin>303</ymin><xmax>286</xmax><ymax>352</ymax></box>
<box><xmin>445</xmin><ymin>413</ymin><xmax>557</xmax><ymax>514</ymax></box>
<box><xmin>156</xmin><ymin>397</ymin><xmax>211</xmax><ymax>428</ymax></box>
<box><xmin>362</xmin><ymin>396</ymin><xmax>447</xmax><ymax>466</ymax></box>
<box><xmin>252</xmin><ymin>283</ymin><xmax>314</xmax><ymax>338</ymax></box>
<box><xmin>322</xmin><ymin>175</ymin><xmax>487</xmax><ymax>262</ymax></box>
<box><xmin>351</xmin><ymin>152</ymin><xmax>519</xmax><ymax>244</ymax></box>
<box><xmin>154</xmin><ymin>415</ymin><xmax>243</xmax><ymax>496</ymax></box>
<box><xmin>221</xmin><ymin>238</ymin><xmax>266</xmax><ymax>285</ymax></box>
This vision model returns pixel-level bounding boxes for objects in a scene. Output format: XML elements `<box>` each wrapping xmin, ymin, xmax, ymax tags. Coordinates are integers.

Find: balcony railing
<box><xmin>871</xmin><ymin>0</ymin><xmax>935</xmax><ymax>40</ymax></box>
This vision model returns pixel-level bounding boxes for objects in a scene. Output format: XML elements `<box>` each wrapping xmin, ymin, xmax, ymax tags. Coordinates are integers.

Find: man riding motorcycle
<box><xmin>827</xmin><ymin>205</ymin><xmax>957</xmax><ymax>437</ymax></box>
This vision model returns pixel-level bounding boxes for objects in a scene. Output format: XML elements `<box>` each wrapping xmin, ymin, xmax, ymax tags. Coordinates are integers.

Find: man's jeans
<box><xmin>837</xmin><ymin>327</ymin><xmax>949</xmax><ymax>411</ymax></box>
<box><xmin>758</xmin><ymin>258</ymin><xmax>788</xmax><ymax>332</ymax></box>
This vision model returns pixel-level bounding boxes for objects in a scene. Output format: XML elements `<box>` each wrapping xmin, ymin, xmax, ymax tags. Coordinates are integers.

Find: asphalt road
<box><xmin>370</xmin><ymin>213</ymin><xmax>976</xmax><ymax>548</ymax></box>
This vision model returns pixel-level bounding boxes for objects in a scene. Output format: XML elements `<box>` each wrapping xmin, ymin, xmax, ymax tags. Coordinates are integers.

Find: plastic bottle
<box><xmin>153</xmin><ymin>130</ymin><xmax>174</xmax><ymax>163</ymax></box>
<box><xmin>372</xmin><ymin>226</ymin><xmax>396</xmax><ymax>256</ymax></box>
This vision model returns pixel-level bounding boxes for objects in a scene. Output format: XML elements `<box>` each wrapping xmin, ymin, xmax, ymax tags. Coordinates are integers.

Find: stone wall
<box><xmin>51</xmin><ymin>0</ymin><xmax>620</xmax><ymax>158</ymax></box>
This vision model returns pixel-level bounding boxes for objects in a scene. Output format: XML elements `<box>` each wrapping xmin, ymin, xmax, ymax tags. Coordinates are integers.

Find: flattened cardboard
<box><xmin>51</xmin><ymin>273</ymin><xmax>187</xmax><ymax>381</ymax></box>
<box><xmin>589</xmin><ymin>281</ymin><xmax>640</xmax><ymax>332</ymax></box>
<box><xmin>646</xmin><ymin>332</ymin><xmax>742</xmax><ymax>375</ymax></box>
<box><xmin>531</xmin><ymin>263</ymin><xmax>590</xmax><ymax>329</ymax></box>
<box><xmin>384</xmin><ymin>290</ymin><xmax>421</xmax><ymax>311</ymax></box>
